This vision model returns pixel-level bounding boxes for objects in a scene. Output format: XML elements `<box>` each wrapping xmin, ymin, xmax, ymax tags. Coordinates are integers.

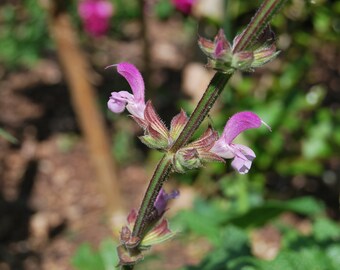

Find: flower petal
<box><xmin>96</xmin><ymin>1</ymin><xmax>114</xmax><ymax>17</ymax></box>
<box><xmin>108</xmin><ymin>91</ymin><xmax>134</xmax><ymax>113</ymax></box>
<box><xmin>210</xmin><ymin>140</ymin><xmax>234</xmax><ymax>159</ymax></box>
<box><xmin>231</xmin><ymin>144</ymin><xmax>256</xmax><ymax>174</ymax></box>
<box><xmin>222</xmin><ymin>111</ymin><xmax>262</xmax><ymax>144</ymax></box>
<box><xmin>117</xmin><ymin>62</ymin><xmax>145</xmax><ymax>102</ymax></box>
<box><xmin>154</xmin><ymin>189</ymin><xmax>179</xmax><ymax>215</ymax></box>
<box><xmin>78</xmin><ymin>0</ymin><xmax>113</xmax><ymax>37</ymax></box>
<box><xmin>126</xmin><ymin>102</ymin><xmax>146</xmax><ymax>119</ymax></box>
<box><xmin>172</xmin><ymin>0</ymin><xmax>194</xmax><ymax>15</ymax></box>
<box><xmin>107</xmin><ymin>63</ymin><xmax>146</xmax><ymax>119</ymax></box>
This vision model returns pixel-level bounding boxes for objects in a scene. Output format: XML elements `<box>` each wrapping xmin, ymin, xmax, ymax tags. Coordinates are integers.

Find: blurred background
<box><xmin>0</xmin><ymin>0</ymin><xmax>339</xmax><ymax>269</ymax></box>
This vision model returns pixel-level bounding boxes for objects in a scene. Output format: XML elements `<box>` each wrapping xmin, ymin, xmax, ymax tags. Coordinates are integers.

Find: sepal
<box><xmin>169</xmin><ymin>109</ymin><xmax>188</xmax><ymax>143</ymax></box>
<box><xmin>140</xmin><ymin>219</ymin><xmax>176</xmax><ymax>249</ymax></box>
<box><xmin>139</xmin><ymin>134</ymin><xmax>169</xmax><ymax>150</ymax></box>
<box><xmin>144</xmin><ymin>101</ymin><xmax>169</xmax><ymax>139</ymax></box>
<box><xmin>173</xmin><ymin>148</ymin><xmax>202</xmax><ymax>173</ymax></box>
<box><xmin>117</xmin><ymin>244</ymin><xmax>144</xmax><ymax>266</ymax></box>
<box><xmin>231</xmin><ymin>51</ymin><xmax>254</xmax><ymax>71</ymax></box>
<box><xmin>189</xmin><ymin>128</ymin><xmax>219</xmax><ymax>150</ymax></box>
<box><xmin>172</xmin><ymin>127</ymin><xmax>223</xmax><ymax>173</ymax></box>
<box><xmin>139</xmin><ymin>101</ymin><xmax>170</xmax><ymax>150</ymax></box>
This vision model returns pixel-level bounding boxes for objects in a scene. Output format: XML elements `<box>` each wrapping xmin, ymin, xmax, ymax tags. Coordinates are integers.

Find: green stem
<box><xmin>170</xmin><ymin>72</ymin><xmax>232</xmax><ymax>152</ymax></box>
<box><xmin>132</xmin><ymin>155</ymin><xmax>172</xmax><ymax>238</ymax></box>
<box><xmin>233</xmin><ymin>0</ymin><xmax>287</xmax><ymax>52</ymax></box>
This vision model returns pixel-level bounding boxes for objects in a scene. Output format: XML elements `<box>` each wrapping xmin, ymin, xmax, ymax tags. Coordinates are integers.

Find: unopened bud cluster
<box><xmin>198</xmin><ymin>26</ymin><xmax>279</xmax><ymax>73</ymax></box>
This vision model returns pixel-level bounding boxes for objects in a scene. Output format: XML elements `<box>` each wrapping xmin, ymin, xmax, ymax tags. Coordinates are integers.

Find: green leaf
<box><xmin>154</xmin><ymin>0</ymin><xmax>174</xmax><ymax>19</ymax></box>
<box><xmin>174</xmin><ymin>210</ymin><xmax>221</xmax><ymax>245</ymax></box>
<box><xmin>257</xmin><ymin>248</ymin><xmax>334</xmax><ymax>270</ymax></box>
<box><xmin>99</xmin><ymin>239</ymin><xmax>119</xmax><ymax>270</ymax></box>
<box><xmin>326</xmin><ymin>244</ymin><xmax>340</xmax><ymax>269</ymax></box>
<box><xmin>224</xmin><ymin>197</ymin><xmax>324</xmax><ymax>228</ymax></box>
<box><xmin>173</xmin><ymin>198</ymin><xmax>229</xmax><ymax>244</ymax></box>
<box><xmin>72</xmin><ymin>243</ymin><xmax>105</xmax><ymax>270</ymax></box>
<box><xmin>284</xmin><ymin>196</ymin><xmax>325</xmax><ymax>215</ymax></box>
<box><xmin>313</xmin><ymin>218</ymin><xmax>340</xmax><ymax>241</ymax></box>
<box><xmin>181</xmin><ymin>226</ymin><xmax>251</xmax><ymax>270</ymax></box>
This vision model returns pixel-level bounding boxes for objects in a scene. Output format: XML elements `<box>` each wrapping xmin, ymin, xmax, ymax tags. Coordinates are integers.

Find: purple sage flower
<box><xmin>210</xmin><ymin>111</ymin><xmax>269</xmax><ymax>174</ymax></box>
<box><xmin>78</xmin><ymin>0</ymin><xmax>113</xmax><ymax>37</ymax></box>
<box><xmin>108</xmin><ymin>62</ymin><xmax>146</xmax><ymax>120</ymax></box>
<box><xmin>171</xmin><ymin>0</ymin><xmax>195</xmax><ymax>15</ymax></box>
<box><xmin>154</xmin><ymin>188</ymin><xmax>179</xmax><ymax>215</ymax></box>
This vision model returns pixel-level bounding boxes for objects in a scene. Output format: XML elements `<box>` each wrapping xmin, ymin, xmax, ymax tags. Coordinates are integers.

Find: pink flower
<box><xmin>78</xmin><ymin>0</ymin><xmax>113</xmax><ymax>37</ymax></box>
<box><xmin>210</xmin><ymin>112</ymin><xmax>269</xmax><ymax>174</ymax></box>
<box><xmin>171</xmin><ymin>0</ymin><xmax>195</xmax><ymax>15</ymax></box>
<box><xmin>107</xmin><ymin>62</ymin><xmax>146</xmax><ymax>120</ymax></box>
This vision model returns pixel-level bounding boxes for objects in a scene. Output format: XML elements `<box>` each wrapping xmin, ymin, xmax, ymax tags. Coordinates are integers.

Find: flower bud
<box><xmin>198</xmin><ymin>27</ymin><xmax>279</xmax><ymax>73</ymax></box>
<box><xmin>172</xmin><ymin>128</ymin><xmax>224</xmax><ymax>173</ymax></box>
<box><xmin>117</xmin><ymin>209</ymin><xmax>177</xmax><ymax>266</ymax></box>
<box><xmin>173</xmin><ymin>147</ymin><xmax>202</xmax><ymax>173</ymax></box>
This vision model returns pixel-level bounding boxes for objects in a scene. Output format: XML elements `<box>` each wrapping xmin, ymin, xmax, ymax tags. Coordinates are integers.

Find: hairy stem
<box><xmin>170</xmin><ymin>72</ymin><xmax>232</xmax><ymax>152</ymax></box>
<box><xmin>233</xmin><ymin>0</ymin><xmax>287</xmax><ymax>52</ymax></box>
<box><xmin>132</xmin><ymin>155</ymin><xmax>172</xmax><ymax>238</ymax></box>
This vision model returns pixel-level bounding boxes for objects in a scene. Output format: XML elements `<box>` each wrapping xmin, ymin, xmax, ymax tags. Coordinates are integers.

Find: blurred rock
<box><xmin>30</xmin><ymin>212</ymin><xmax>63</xmax><ymax>244</ymax></box>
<box><xmin>193</xmin><ymin>0</ymin><xmax>224</xmax><ymax>22</ymax></box>
<box><xmin>168</xmin><ymin>186</ymin><xmax>195</xmax><ymax>214</ymax></box>
<box><xmin>251</xmin><ymin>225</ymin><xmax>281</xmax><ymax>260</ymax></box>
<box><xmin>182</xmin><ymin>62</ymin><xmax>214</xmax><ymax>105</ymax></box>
<box><xmin>33</xmin><ymin>60</ymin><xmax>62</xmax><ymax>84</ymax></box>
<box><xmin>280</xmin><ymin>212</ymin><xmax>312</xmax><ymax>235</ymax></box>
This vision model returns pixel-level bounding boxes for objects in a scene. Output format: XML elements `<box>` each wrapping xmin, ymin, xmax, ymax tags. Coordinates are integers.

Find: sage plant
<box><xmin>108</xmin><ymin>0</ymin><xmax>288</xmax><ymax>268</ymax></box>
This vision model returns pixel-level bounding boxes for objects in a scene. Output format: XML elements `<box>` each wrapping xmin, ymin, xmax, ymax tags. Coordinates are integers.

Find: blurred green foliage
<box><xmin>72</xmin><ymin>239</ymin><xmax>119</xmax><ymax>270</ymax></box>
<box><xmin>0</xmin><ymin>0</ymin><xmax>51</xmax><ymax>68</ymax></box>
<box><xmin>175</xmin><ymin>196</ymin><xmax>340</xmax><ymax>270</ymax></box>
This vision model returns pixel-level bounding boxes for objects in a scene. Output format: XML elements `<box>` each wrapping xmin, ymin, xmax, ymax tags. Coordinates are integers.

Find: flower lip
<box><xmin>210</xmin><ymin>111</ymin><xmax>270</xmax><ymax>174</ymax></box>
<box><xmin>107</xmin><ymin>62</ymin><xmax>146</xmax><ymax>119</ymax></box>
<box><xmin>230</xmin><ymin>144</ymin><xmax>256</xmax><ymax>174</ymax></box>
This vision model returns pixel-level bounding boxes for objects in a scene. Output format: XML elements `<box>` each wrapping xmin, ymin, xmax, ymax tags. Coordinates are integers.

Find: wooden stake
<box><xmin>44</xmin><ymin>1</ymin><xmax>125</xmax><ymax>228</ymax></box>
